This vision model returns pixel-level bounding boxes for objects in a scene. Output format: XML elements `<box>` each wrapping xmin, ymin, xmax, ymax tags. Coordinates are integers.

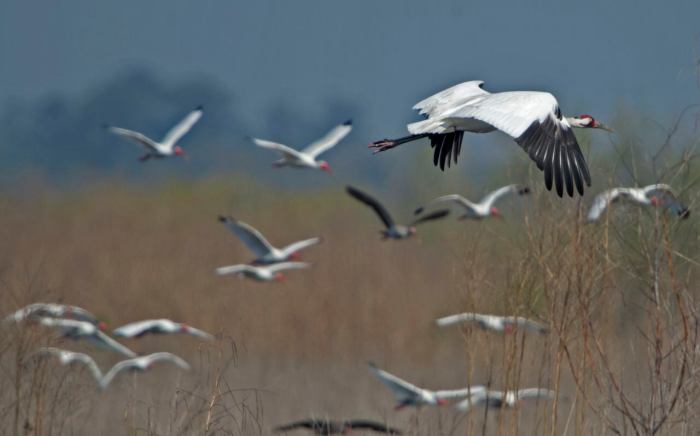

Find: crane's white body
<box><xmin>39</xmin><ymin>318</ymin><xmax>136</xmax><ymax>358</ymax></box>
<box><xmin>372</xmin><ymin>80</ymin><xmax>610</xmax><ymax>197</ymax></box>
<box><xmin>113</xmin><ymin>319</ymin><xmax>214</xmax><ymax>340</ymax></box>
<box><xmin>253</xmin><ymin>120</ymin><xmax>352</xmax><ymax>170</ymax></box>
<box><xmin>455</xmin><ymin>388</ymin><xmax>555</xmax><ymax>412</ymax></box>
<box><xmin>107</xmin><ymin>107</ymin><xmax>202</xmax><ymax>159</ymax></box>
<box><xmin>368</xmin><ymin>363</ymin><xmax>485</xmax><ymax>409</ymax></box>
<box><xmin>219</xmin><ymin>216</ymin><xmax>320</xmax><ymax>264</ymax></box>
<box><xmin>215</xmin><ymin>262</ymin><xmax>309</xmax><ymax>282</ymax></box>
<box><xmin>587</xmin><ymin>184</ymin><xmax>689</xmax><ymax>222</ymax></box>
<box><xmin>435</xmin><ymin>313</ymin><xmax>548</xmax><ymax>334</ymax></box>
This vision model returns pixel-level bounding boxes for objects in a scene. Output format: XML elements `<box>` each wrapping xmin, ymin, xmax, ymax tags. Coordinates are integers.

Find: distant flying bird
<box><xmin>3</xmin><ymin>303</ymin><xmax>103</xmax><ymax>328</ymax></box>
<box><xmin>252</xmin><ymin>120</ymin><xmax>352</xmax><ymax>172</ymax></box>
<box><xmin>368</xmin><ymin>363</ymin><xmax>485</xmax><ymax>409</ymax></box>
<box><xmin>346</xmin><ymin>186</ymin><xmax>449</xmax><ymax>239</ymax></box>
<box><xmin>587</xmin><ymin>184</ymin><xmax>690</xmax><ymax>222</ymax></box>
<box><xmin>39</xmin><ymin>318</ymin><xmax>136</xmax><ymax>358</ymax></box>
<box><xmin>34</xmin><ymin>347</ymin><xmax>103</xmax><ymax>384</ymax></box>
<box><xmin>99</xmin><ymin>352</ymin><xmax>190</xmax><ymax>389</ymax></box>
<box><xmin>435</xmin><ymin>313</ymin><xmax>548</xmax><ymax>335</ymax></box>
<box><xmin>106</xmin><ymin>106</ymin><xmax>202</xmax><ymax>161</ymax></box>
<box><xmin>218</xmin><ymin>216</ymin><xmax>321</xmax><ymax>264</ymax></box>
<box><xmin>215</xmin><ymin>262</ymin><xmax>310</xmax><ymax>282</ymax></box>
<box><xmin>113</xmin><ymin>319</ymin><xmax>214</xmax><ymax>341</ymax></box>
<box><xmin>455</xmin><ymin>388</ymin><xmax>555</xmax><ymax>412</ymax></box>
<box><xmin>274</xmin><ymin>419</ymin><xmax>402</xmax><ymax>435</ymax></box>
<box><xmin>415</xmin><ymin>185</ymin><xmax>530</xmax><ymax>220</ymax></box>
<box><xmin>370</xmin><ymin>81</ymin><xmax>612</xmax><ymax>197</ymax></box>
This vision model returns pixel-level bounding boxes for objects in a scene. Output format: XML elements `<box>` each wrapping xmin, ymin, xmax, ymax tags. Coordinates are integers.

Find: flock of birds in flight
<box><xmin>5</xmin><ymin>79</ymin><xmax>692</xmax><ymax>435</ymax></box>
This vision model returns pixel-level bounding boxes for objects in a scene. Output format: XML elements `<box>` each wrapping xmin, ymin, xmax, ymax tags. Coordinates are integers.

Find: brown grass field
<box><xmin>0</xmin><ymin>143</ymin><xmax>699</xmax><ymax>435</ymax></box>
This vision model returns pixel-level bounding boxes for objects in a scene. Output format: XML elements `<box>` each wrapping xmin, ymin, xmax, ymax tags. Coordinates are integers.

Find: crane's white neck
<box><xmin>566</xmin><ymin>116</ymin><xmax>591</xmax><ymax>128</ymax></box>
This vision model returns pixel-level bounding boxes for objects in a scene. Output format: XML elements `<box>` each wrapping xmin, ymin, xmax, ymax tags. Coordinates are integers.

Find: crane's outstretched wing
<box><xmin>216</xmin><ymin>264</ymin><xmax>253</xmax><ymax>276</ymax></box>
<box><xmin>347</xmin><ymin>420</ymin><xmax>403</xmax><ymax>434</ymax></box>
<box><xmin>279</xmin><ymin>237</ymin><xmax>322</xmax><ymax>258</ymax></box>
<box><xmin>368</xmin><ymin>362</ymin><xmax>422</xmax><ymax>401</ymax></box>
<box><xmin>434</xmin><ymin>313</ymin><xmax>481</xmax><ymax>328</ymax></box>
<box><xmin>414</xmin><ymin>194</ymin><xmax>474</xmax><ymax>215</ymax></box>
<box><xmin>93</xmin><ymin>331</ymin><xmax>137</xmax><ymax>358</ymax></box>
<box><xmin>479</xmin><ymin>185</ymin><xmax>529</xmax><ymax>208</ymax></box>
<box><xmin>161</xmin><ymin>106</ymin><xmax>203</xmax><ymax>148</ymax></box>
<box><xmin>219</xmin><ymin>216</ymin><xmax>275</xmax><ymax>258</ymax></box>
<box><xmin>587</xmin><ymin>188</ymin><xmax>630</xmax><ymax>222</ymax></box>
<box><xmin>101</xmin><ymin>353</ymin><xmax>189</xmax><ymax>388</ymax></box>
<box><xmin>252</xmin><ymin>138</ymin><xmax>304</xmax><ymax>160</ymax></box>
<box><xmin>273</xmin><ymin>420</ymin><xmax>318</xmax><ymax>432</ymax></box>
<box><xmin>36</xmin><ymin>347</ymin><xmax>103</xmax><ymax>383</ymax></box>
<box><xmin>413</xmin><ymin>81</ymin><xmax>489</xmax><ymax>118</ymax></box>
<box><xmin>301</xmin><ymin>120</ymin><xmax>352</xmax><ymax>158</ymax></box>
<box><xmin>409</xmin><ymin>209</ymin><xmax>450</xmax><ymax>226</ymax></box>
<box><xmin>445</xmin><ymin>91</ymin><xmax>591</xmax><ymax>197</ymax></box>
<box><xmin>505</xmin><ymin>317</ymin><xmax>549</xmax><ymax>334</ymax></box>
<box><xmin>516</xmin><ymin>388</ymin><xmax>556</xmax><ymax>402</ymax></box>
<box><xmin>434</xmin><ymin>386</ymin><xmax>486</xmax><ymax>400</ymax></box>
<box><xmin>107</xmin><ymin>127</ymin><xmax>159</xmax><ymax>151</ymax></box>
<box><xmin>266</xmin><ymin>262</ymin><xmax>310</xmax><ymax>273</ymax></box>
<box><xmin>346</xmin><ymin>186</ymin><xmax>395</xmax><ymax>229</ymax></box>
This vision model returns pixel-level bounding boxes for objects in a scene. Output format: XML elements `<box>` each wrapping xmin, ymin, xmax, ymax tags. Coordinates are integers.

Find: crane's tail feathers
<box><xmin>369</xmin><ymin>134</ymin><xmax>429</xmax><ymax>153</ymax></box>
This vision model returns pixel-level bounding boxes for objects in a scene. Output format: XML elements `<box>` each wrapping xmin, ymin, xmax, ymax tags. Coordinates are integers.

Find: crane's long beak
<box><xmin>595</xmin><ymin>122</ymin><xmax>614</xmax><ymax>132</ymax></box>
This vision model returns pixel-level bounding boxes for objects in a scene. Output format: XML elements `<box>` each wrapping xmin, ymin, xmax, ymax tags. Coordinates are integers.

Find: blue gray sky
<box><xmin>0</xmin><ymin>0</ymin><xmax>698</xmax><ymax>187</ymax></box>
<box><xmin>2</xmin><ymin>1</ymin><xmax>699</xmax><ymax>122</ymax></box>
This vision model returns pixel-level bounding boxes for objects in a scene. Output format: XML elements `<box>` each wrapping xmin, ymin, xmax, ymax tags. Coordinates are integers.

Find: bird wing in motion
<box><xmin>92</xmin><ymin>331</ymin><xmax>137</xmax><ymax>357</ymax></box>
<box><xmin>413</xmin><ymin>80</ymin><xmax>489</xmax><ymax>118</ymax></box>
<box><xmin>346</xmin><ymin>186</ymin><xmax>395</xmax><ymax>229</ymax></box>
<box><xmin>368</xmin><ymin>363</ymin><xmax>423</xmax><ymax>402</ymax></box>
<box><xmin>215</xmin><ymin>264</ymin><xmax>254</xmax><ymax>276</ymax></box>
<box><xmin>346</xmin><ymin>420</ymin><xmax>403</xmax><ymax>434</ymax></box>
<box><xmin>101</xmin><ymin>352</ymin><xmax>190</xmax><ymax>388</ymax></box>
<box><xmin>279</xmin><ymin>237</ymin><xmax>322</xmax><ymax>258</ymax></box>
<box><xmin>454</xmin><ymin>390</ymin><xmax>495</xmax><ymax>412</ymax></box>
<box><xmin>219</xmin><ymin>216</ymin><xmax>275</xmax><ymax>258</ymax></box>
<box><xmin>301</xmin><ymin>120</ymin><xmax>352</xmax><ymax>158</ymax></box>
<box><xmin>434</xmin><ymin>312</ymin><xmax>480</xmax><ymax>328</ymax></box>
<box><xmin>479</xmin><ymin>184</ymin><xmax>528</xmax><ymax>208</ymax></box>
<box><xmin>113</xmin><ymin>319</ymin><xmax>173</xmax><ymax>338</ymax></box>
<box><xmin>434</xmin><ymin>386</ymin><xmax>487</xmax><ymax>400</ymax></box>
<box><xmin>515</xmin><ymin>388</ymin><xmax>555</xmax><ymax>402</ymax></box>
<box><xmin>36</xmin><ymin>347</ymin><xmax>103</xmax><ymax>383</ymax></box>
<box><xmin>505</xmin><ymin>317</ymin><xmax>549</xmax><ymax>334</ymax></box>
<box><xmin>252</xmin><ymin>138</ymin><xmax>304</xmax><ymax>160</ymax></box>
<box><xmin>107</xmin><ymin>127</ymin><xmax>159</xmax><ymax>151</ymax></box>
<box><xmin>414</xmin><ymin>194</ymin><xmax>474</xmax><ymax>215</ymax></box>
<box><xmin>161</xmin><ymin>106</ymin><xmax>203</xmax><ymax>149</ymax></box>
<box><xmin>586</xmin><ymin>188</ymin><xmax>631</xmax><ymax>222</ymax></box>
<box><xmin>446</xmin><ymin>91</ymin><xmax>591</xmax><ymax>197</ymax></box>
<box><xmin>409</xmin><ymin>209</ymin><xmax>450</xmax><ymax>226</ymax></box>
<box><xmin>266</xmin><ymin>262</ymin><xmax>310</xmax><ymax>273</ymax></box>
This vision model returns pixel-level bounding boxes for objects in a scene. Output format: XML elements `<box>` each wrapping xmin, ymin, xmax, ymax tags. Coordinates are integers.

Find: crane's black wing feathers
<box><xmin>346</xmin><ymin>186</ymin><xmax>395</xmax><ymax>229</ymax></box>
<box><xmin>347</xmin><ymin>420</ymin><xmax>402</xmax><ymax>434</ymax></box>
<box><xmin>430</xmin><ymin>132</ymin><xmax>463</xmax><ymax>170</ymax></box>
<box><xmin>410</xmin><ymin>209</ymin><xmax>450</xmax><ymax>226</ymax></box>
<box><xmin>515</xmin><ymin>117</ymin><xmax>591</xmax><ymax>197</ymax></box>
